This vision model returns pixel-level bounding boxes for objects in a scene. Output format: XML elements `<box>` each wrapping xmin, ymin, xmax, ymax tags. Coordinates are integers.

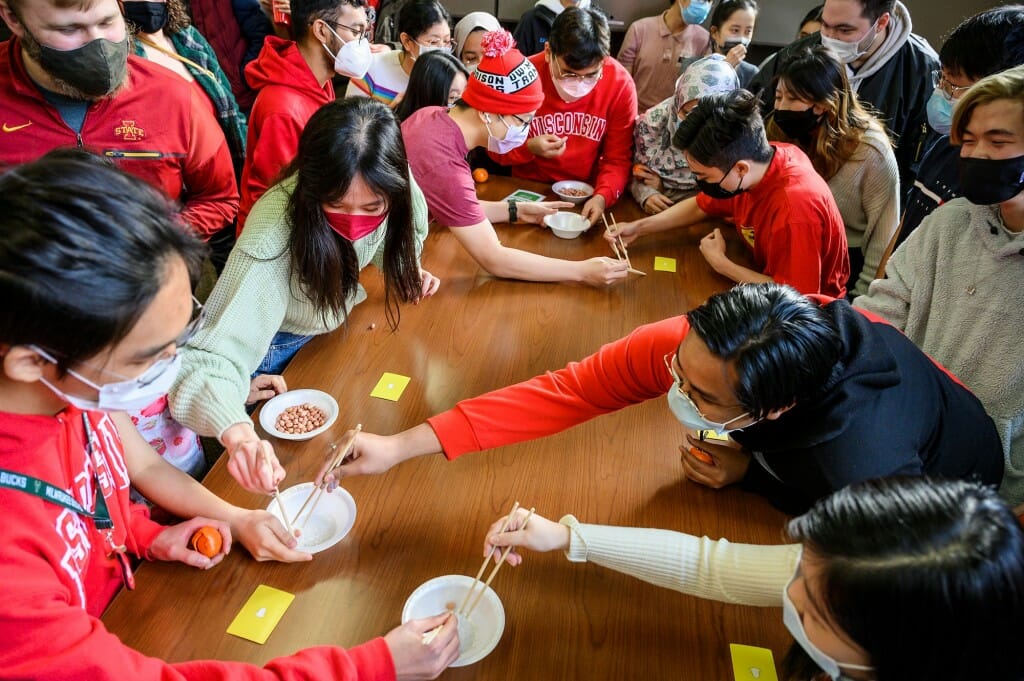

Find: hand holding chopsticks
<box><xmin>602</xmin><ymin>213</ymin><xmax>646</xmax><ymax>276</ymax></box>
<box><xmin>290</xmin><ymin>424</ymin><xmax>362</xmax><ymax>531</ymax></box>
<box><xmin>421</xmin><ymin>502</ymin><xmax>536</xmax><ymax>645</ymax></box>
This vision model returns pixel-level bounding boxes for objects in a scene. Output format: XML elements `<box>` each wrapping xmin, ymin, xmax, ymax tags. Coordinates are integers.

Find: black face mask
<box><xmin>959</xmin><ymin>154</ymin><xmax>1024</xmax><ymax>205</ymax></box>
<box><xmin>695</xmin><ymin>162</ymin><xmax>746</xmax><ymax>199</ymax></box>
<box><xmin>123</xmin><ymin>2</ymin><xmax>169</xmax><ymax>34</ymax></box>
<box><xmin>772</xmin><ymin>108</ymin><xmax>823</xmax><ymax>142</ymax></box>
<box><xmin>36</xmin><ymin>36</ymin><xmax>129</xmax><ymax>99</ymax></box>
<box><xmin>719</xmin><ymin>38</ymin><xmax>749</xmax><ymax>53</ymax></box>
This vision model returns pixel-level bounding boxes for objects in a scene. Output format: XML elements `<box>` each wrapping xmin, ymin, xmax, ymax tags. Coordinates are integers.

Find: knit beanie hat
<box><xmin>674</xmin><ymin>54</ymin><xmax>740</xmax><ymax>112</ymax></box>
<box><xmin>461</xmin><ymin>30</ymin><xmax>545</xmax><ymax>115</ymax></box>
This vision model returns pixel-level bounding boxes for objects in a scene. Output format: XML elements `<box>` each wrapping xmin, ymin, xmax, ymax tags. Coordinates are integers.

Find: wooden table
<box><xmin>103</xmin><ymin>177</ymin><xmax>789</xmax><ymax>679</ymax></box>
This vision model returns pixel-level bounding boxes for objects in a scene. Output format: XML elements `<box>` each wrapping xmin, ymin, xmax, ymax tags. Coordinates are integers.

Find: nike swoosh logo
<box><xmin>2</xmin><ymin>122</ymin><xmax>32</xmax><ymax>133</ymax></box>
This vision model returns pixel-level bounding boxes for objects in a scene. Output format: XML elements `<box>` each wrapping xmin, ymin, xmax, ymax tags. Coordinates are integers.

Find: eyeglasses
<box><xmin>932</xmin><ymin>70</ymin><xmax>972</xmax><ymax>100</ymax></box>
<box><xmin>663</xmin><ymin>351</ymin><xmax>745</xmax><ymax>421</ymax></box>
<box><xmin>331</xmin><ymin>20</ymin><xmax>369</xmax><ymax>42</ymax></box>
<box><xmin>503</xmin><ymin>113</ymin><xmax>533</xmax><ymax>131</ymax></box>
<box><xmin>173</xmin><ymin>295</ymin><xmax>206</xmax><ymax>349</ymax></box>
<box><xmin>416</xmin><ymin>36</ymin><xmax>453</xmax><ymax>51</ymax></box>
<box><xmin>551</xmin><ymin>58</ymin><xmax>603</xmax><ymax>85</ymax></box>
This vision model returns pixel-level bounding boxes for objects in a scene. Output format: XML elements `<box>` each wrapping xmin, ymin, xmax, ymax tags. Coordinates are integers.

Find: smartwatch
<box><xmin>507</xmin><ymin>198</ymin><xmax>518</xmax><ymax>223</ymax></box>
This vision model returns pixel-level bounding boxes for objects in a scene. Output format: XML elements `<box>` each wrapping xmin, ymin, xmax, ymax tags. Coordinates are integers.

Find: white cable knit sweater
<box><xmin>561</xmin><ymin>515</ymin><xmax>800</xmax><ymax>607</ymax></box>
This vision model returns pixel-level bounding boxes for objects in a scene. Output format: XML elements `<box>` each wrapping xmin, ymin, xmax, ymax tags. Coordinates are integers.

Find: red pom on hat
<box><xmin>462</xmin><ymin>30</ymin><xmax>545</xmax><ymax>115</ymax></box>
<box><xmin>480</xmin><ymin>28</ymin><xmax>515</xmax><ymax>57</ymax></box>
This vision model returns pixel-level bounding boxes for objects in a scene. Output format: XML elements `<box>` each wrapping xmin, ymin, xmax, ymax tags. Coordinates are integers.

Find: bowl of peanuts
<box><xmin>259</xmin><ymin>389</ymin><xmax>339</xmax><ymax>441</ymax></box>
<box><xmin>551</xmin><ymin>180</ymin><xmax>594</xmax><ymax>206</ymax></box>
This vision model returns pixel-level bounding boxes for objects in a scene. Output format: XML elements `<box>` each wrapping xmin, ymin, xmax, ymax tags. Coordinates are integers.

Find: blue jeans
<box><xmin>254</xmin><ymin>331</ymin><xmax>314</xmax><ymax>377</ymax></box>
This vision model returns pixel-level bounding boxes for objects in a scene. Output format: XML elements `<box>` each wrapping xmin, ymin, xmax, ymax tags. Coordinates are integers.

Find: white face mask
<box><xmin>323</xmin><ymin>24</ymin><xmax>372</xmax><ymax>79</ymax></box>
<box><xmin>553</xmin><ymin>76</ymin><xmax>598</xmax><ymax>102</ymax></box>
<box><xmin>781</xmin><ymin>571</ymin><xmax>876</xmax><ymax>681</ymax></box>
<box><xmin>665</xmin><ymin>384</ymin><xmax>754</xmax><ymax>433</ymax></box>
<box><xmin>33</xmin><ymin>346</ymin><xmax>182</xmax><ymax>413</ymax></box>
<box><xmin>484</xmin><ymin>113</ymin><xmax>530</xmax><ymax>154</ymax></box>
<box><xmin>820</xmin><ymin>22</ymin><xmax>879</xmax><ymax>64</ymax></box>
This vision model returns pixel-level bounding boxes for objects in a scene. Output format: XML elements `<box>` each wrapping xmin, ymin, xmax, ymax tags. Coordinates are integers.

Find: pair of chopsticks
<box><xmin>262</xmin><ymin>446</ymin><xmax>296</xmax><ymax>537</ymax></box>
<box><xmin>602</xmin><ymin>213</ymin><xmax>646</xmax><ymax>276</ymax></box>
<box><xmin>421</xmin><ymin>501</ymin><xmax>536</xmax><ymax>645</ymax></box>
<box><xmin>288</xmin><ymin>424</ymin><xmax>362</xmax><ymax>532</ymax></box>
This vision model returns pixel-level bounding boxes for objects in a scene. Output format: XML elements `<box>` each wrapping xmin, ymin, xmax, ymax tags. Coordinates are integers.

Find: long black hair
<box><xmin>284</xmin><ymin>98</ymin><xmax>421</xmax><ymax>330</ymax></box>
<box><xmin>783</xmin><ymin>477</ymin><xmax>1024</xmax><ymax>681</ymax></box>
<box><xmin>0</xmin><ymin>149</ymin><xmax>205</xmax><ymax>371</ymax></box>
<box><xmin>395</xmin><ymin>50</ymin><xmax>468</xmax><ymax>121</ymax></box>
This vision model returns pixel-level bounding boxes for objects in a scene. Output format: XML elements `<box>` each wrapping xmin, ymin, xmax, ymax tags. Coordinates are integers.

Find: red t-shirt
<box><xmin>401</xmin><ymin>107</ymin><xmax>487</xmax><ymax>228</ymax></box>
<box><xmin>696</xmin><ymin>143</ymin><xmax>850</xmax><ymax>298</ymax></box>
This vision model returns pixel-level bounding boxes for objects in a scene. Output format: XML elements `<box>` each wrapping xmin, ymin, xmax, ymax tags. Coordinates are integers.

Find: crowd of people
<box><xmin>0</xmin><ymin>0</ymin><xmax>1022</xmax><ymax>679</ymax></box>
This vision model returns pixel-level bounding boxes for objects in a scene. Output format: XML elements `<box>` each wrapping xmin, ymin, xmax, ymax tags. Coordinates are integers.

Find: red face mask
<box><xmin>322</xmin><ymin>210</ymin><xmax>387</xmax><ymax>241</ymax></box>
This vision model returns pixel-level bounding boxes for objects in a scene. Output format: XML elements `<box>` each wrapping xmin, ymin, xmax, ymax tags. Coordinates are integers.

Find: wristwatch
<box><xmin>507</xmin><ymin>198</ymin><xmax>518</xmax><ymax>223</ymax></box>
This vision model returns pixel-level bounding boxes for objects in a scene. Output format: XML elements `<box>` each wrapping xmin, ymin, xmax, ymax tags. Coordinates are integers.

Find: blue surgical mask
<box><xmin>33</xmin><ymin>346</ymin><xmax>182</xmax><ymax>412</ymax></box>
<box><xmin>782</xmin><ymin>570</ymin><xmax>876</xmax><ymax>681</ymax></box>
<box><xmin>682</xmin><ymin>0</ymin><xmax>711</xmax><ymax>25</ymax></box>
<box><xmin>926</xmin><ymin>87</ymin><xmax>954</xmax><ymax>135</ymax></box>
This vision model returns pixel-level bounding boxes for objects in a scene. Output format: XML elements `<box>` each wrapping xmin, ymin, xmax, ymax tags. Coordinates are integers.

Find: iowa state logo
<box><xmin>114</xmin><ymin>120</ymin><xmax>145</xmax><ymax>141</ymax></box>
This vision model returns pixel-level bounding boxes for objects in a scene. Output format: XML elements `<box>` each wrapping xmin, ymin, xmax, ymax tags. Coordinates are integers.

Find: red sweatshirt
<box><xmin>0</xmin><ymin>405</ymin><xmax>394</xmax><ymax>680</ymax></box>
<box><xmin>489</xmin><ymin>53</ymin><xmax>637</xmax><ymax>207</ymax></box>
<box><xmin>427</xmin><ymin>297</ymin><xmax>1002</xmax><ymax>514</ymax></box>
<box><xmin>239</xmin><ymin>37</ymin><xmax>334</xmax><ymax>233</ymax></box>
<box><xmin>695</xmin><ymin>144</ymin><xmax>850</xmax><ymax>298</ymax></box>
<box><xmin>0</xmin><ymin>38</ymin><xmax>238</xmax><ymax>239</ymax></box>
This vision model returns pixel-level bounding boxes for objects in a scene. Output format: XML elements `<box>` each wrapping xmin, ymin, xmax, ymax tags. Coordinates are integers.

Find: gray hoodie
<box><xmin>855</xmin><ymin>198</ymin><xmax>1024</xmax><ymax>505</ymax></box>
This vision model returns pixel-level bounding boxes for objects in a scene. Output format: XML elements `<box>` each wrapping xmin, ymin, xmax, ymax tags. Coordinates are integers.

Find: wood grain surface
<box><xmin>103</xmin><ymin>177</ymin><xmax>791</xmax><ymax>679</ymax></box>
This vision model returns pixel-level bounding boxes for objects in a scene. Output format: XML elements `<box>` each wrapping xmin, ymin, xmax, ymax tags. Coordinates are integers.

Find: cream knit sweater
<box><xmin>169</xmin><ymin>174</ymin><xmax>429</xmax><ymax>438</ymax></box>
<box><xmin>827</xmin><ymin>125</ymin><xmax>900</xmax><ymax>297</ymax></box>
<box><xmin>561</xmin><ymin>515</ymin><xmax>800</xmax><ymax>606</ymax></box>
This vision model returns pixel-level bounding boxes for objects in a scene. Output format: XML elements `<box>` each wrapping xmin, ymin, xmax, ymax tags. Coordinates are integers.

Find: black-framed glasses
<box><xmin>503</xmin><ymin>113</ymin><xmax>533</xmax><ymax>131</ymax></box>
<box><xmin>331</xmin><ymin>20</ymin><xmax>369</xmax><ymax>41</ymax></box>
<box><xmin>931</xmin><ymin>70</ymin><xmax>972</xmax><ymax>100</ymax></box>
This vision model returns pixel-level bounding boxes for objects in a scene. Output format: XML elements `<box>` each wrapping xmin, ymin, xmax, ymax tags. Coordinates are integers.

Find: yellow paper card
<box><xmin>226</xmin><ymin>585</ymin><xmax>295</xmax><ymax>644</ymax></box>
<box><xmin>730</xmin><ymin>644</ymin><xmax>778</xmax><ymax>681</ymax></box>
<box><xmin>654</xmin><ymin>256</ymin><xmax>677</xmax><ymax>272</ymax></box>
<box><xmin>698</xmin><ymin>428</ymin><xmax>731</xmax><ymax>442</ymax></box>
<box><xmin>371</xmin><ymin>372</ymin><xmax>411</xmax><ymax>401</ymax></box>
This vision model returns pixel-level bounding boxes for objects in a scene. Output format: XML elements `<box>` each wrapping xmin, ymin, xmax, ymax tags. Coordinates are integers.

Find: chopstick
<box><xmin>262</xmin><ymin>446</ymin><xmax>296</xmax><ymax>537</ymax></box>
<box><xmin>421</xmin><ymin>612</ymin><xmax>452</xmax><ymax>645</ymax></box>
<box><xmin>290</xmin><ymin>424</ymin><xmax>362</xmax><ymax>529</ymax></box>
<box><xmin>463</xmin><ymin>507</ymin><xmax>535</xmax><ymax>618</ymax></box>
<box><xmin>602</xmin><ymin>213</ymin><xmax>646</xmax><ymax>276</ymax></box>
<box><xmin>456</xmin><ymin>501</ymin><xmax>520</xmax><ymax>615</ymax></box>
<box><xmin>609</xmin><ymin>214</ymin><xmax>646</xmax><ymax>276</ymax></box>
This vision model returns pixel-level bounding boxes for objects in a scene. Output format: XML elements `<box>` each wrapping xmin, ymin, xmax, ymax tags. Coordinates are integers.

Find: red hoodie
<box><xmin>0</xmin><ymin>405</ymin><xmax>395</xmax><ymax>680</ymax></box>
<box><xmin>489</xmin><ymin>53</ymin><xmax>637</xmax><ymax>207</ymax></box>
<box><xmin>238</xmin><ymin>37</ymin><xmax>334</xmax><ymax>233</ymax></box>
<box><xmin>0</xmin><ymin>38</ymin><xmax>238</xmax><ymax>239</ymax></box>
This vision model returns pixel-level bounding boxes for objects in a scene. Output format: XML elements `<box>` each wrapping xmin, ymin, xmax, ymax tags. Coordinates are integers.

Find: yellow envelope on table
<box><xmin>730</xmin><ymin>644</ymin><xmax>778</xmax><ymax>681</ymax></box>
<box><xmin>226</xmin><ymin>585</ymin><xmax>295</xmax><ymax>644</ymax></box>
<box><xmin>371</xmin><ymin>372</ymin><xmax>411</xmax><ymax>401</ymax></box>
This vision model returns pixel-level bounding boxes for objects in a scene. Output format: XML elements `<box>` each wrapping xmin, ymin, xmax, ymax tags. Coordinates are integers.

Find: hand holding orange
<box><xmin>189</xmin><ymin>526</ymin><xmax>223</xmax><ymax>558</ymax></box>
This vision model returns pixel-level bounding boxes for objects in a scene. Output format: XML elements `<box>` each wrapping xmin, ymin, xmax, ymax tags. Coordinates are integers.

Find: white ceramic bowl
<box><xmin>259</xmin><ymin>389</ymin><xmax>339</xmax><ymax>441</ymax></box>
<box><xmin>544</xmin><ymin>211</ymin><xmax>590</xmax><ymax>239</ymax></box>
<box><xmin>552</xmin><ymin>180</ymin><xmax>594</xmax><ymax>205</ymax></box>
<box><xmin>402</xmin><ymin>575</ymin><xmax>505</xmax><ymax>667</ymax></box>
<box><xmin>266</xmin><ymin>482</ymin><xmax>356</xmax><ymax>554</ymax></box>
